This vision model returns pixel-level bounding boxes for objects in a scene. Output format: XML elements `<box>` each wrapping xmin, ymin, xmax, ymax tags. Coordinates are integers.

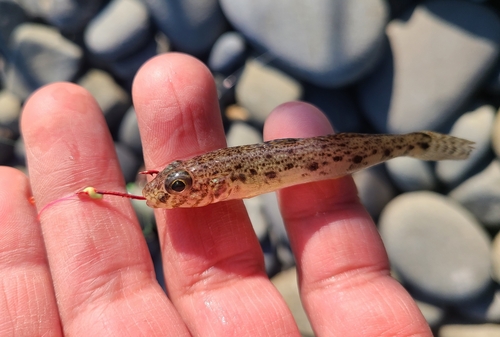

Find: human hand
<box><xmin>0</xmin><ymin>53</ymin><xmax>431</xmax><ymax>336</ymax></box>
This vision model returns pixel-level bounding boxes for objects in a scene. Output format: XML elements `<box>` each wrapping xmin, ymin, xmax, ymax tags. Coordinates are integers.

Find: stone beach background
<box><xmin>2</xmin><ymin>0</ymin><xmax>500</xmax><ymax>335</ymax></box>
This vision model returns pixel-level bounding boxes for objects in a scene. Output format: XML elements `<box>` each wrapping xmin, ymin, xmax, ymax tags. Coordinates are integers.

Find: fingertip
<box><xmin>264</xmin><ymin>101</ymin><xmax>334</xmax><ymax>141</ymax></box>
<box><xmin>133</xmin><ymin>52</ymin><xmax>216</xmax><ymax>113</ymax></box>
<box><xmin>132</xmin><ymin>52</ymin><xmax>224</xmax><ymax>166</ymax></box>
<box><xmin>21</xmin><ymin>82</ymin><xmax>96</xmax><ymax>131</ymax></box>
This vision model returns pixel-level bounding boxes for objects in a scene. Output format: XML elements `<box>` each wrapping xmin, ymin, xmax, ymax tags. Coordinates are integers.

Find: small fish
<box><xmin>141</xmin><ymin>131</ymin><xmax>474</xmax><ymax>208</ymax></box>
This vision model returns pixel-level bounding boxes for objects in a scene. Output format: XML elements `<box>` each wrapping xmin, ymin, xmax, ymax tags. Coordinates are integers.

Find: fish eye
<box><xmin>165</xmin><ymin>170</ymin><xmax>192</xmax><ymax>194</ymax></box>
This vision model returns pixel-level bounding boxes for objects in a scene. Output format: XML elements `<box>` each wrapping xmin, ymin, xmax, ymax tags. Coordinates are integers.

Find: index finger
<box><xmin>21</xmin><ymin>83</ymin><xmax>189</xmax><ymax>336</ymax></box>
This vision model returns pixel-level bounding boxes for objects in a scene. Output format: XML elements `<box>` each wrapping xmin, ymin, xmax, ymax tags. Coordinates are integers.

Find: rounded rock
<box><xmin>385</xmin><ymin>157</ymin><xmax>437</xmax><ymax>192</ymax></box>
<box><xmin>5</xmin><ymin>23</ymin><xmax>83</xmax><ymax>100</ymax></box>
<box><xmin>449</xmin><ymin>160</ymin><xmax>500</xmax><ymax>228</ymax></box>
<box><xmin>85</xmin><ymin>0</ymin><xmax>152</xmax><ymax>61</ymax></box>
<box><xmin>0</xmin><ymin>0</ymin><xmax>27</xmax><ymax>47</ymax></box>
<box><xmin>235</xmin><ymin>58</ymin><xmax>303</xmax><ymax>123</ymax></box>
<box><xmin>358</xmin><ymin>0</ymin><xmax>500</xmax><ymax>133</ymax></box>
<box><xmin>78</xmin><ymin>69</ymin><xmax>131</xmax><ymax>132</ymax></box>
<box><xmin>208</xmin><ymin>31</ymin><xmax>247</xmax><ymax>75</ymax></box>
<box><xmin>118</xmin><ymin>106</ymin><xmax>142</xmax><ymax>157</ymax></box>
<box><xmin>221</xmin><ymin>0</ymin><xmax>389</xmax><ymax>87</ymax></box>
<box><xmin>114</xmin><ymin>142</ymin><xmax>140</xmax><ymax>183</ymax></box>
<box><xmin>142</xmin><ymin>0</ymin><xmax>227</xmax><ymax>55</ymax></box>
<box><xmin>226</xmin><ymin>122</ymin><xmax>262</xmax><ymax>147</ymax></box>
<box><xmin>492</xmin><ymin>107</ymin><xmax>500</xmax><ymax>158</ymax></box>
<box><xmin>379</xmin><ymin>191</ymin><xmax>492</xmax><ymax>303</ymax></box>
<box><xmin>18</xmin><ymin>0</ymin><xmax>103</xmax><ymax>33</ymax></box>
<box><xmin>353</xmin><ymin>166</ymin><xmax>397</xmax><ymax>219</ymax></box>
<box><xmin>436</xmin><ymin>105</ymin><xmax>495</xmax><ymax>186</ymax></box>
<box><xmin>491</xmin><ymin>232</ymin><xmax>500</xmax><ymax>283</ymax></box>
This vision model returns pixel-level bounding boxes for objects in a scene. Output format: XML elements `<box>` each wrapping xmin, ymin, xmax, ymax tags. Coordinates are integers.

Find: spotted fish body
<box><xmin>142</xmin><ymin>131</ymin><xmax>474</xmax><ymax>208</ymax></box>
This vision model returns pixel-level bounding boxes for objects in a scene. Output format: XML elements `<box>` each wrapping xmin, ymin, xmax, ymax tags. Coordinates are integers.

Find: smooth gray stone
<box><xmin>13</xmin><ymin>137</ymin><xmax>24</xmax><ymax>166</ymax></box>
<box><xmin>141</xmin><ymin>0</ymin><xmax>227</xmax><ymax>55</ymax></box>
<box><xmin>357</xmin><ymin>0</ymin><xmax>500</xmax><ymax>133</ymax></box>
<box><xmin>261</xmin><ymin>192</ymin><xmax>288</xmax><ymax>244</ymax></box>
<box><xmin>303</xmin><ymin>84</ymin><xmax>364</xmax><ymax>133</ymax></box>
<box><xmin>439</xmin><ymin>324</ymin><xmax>500</xmax><ymax>337</ymax></box>
<box><xmin>5</xmin><ymin>23</ymin><xmax>83</xmax><ymax>100</ymax></box>
<box><xmin>109</xmin><ymin>37</ymin><xmax>157</xmax><ymax>82</ymax></box>
<box><xmin>0</xmin><ymin>90</ymin><xmax>21</xmax><ymax>133</ymax></box>
<box><xmin>208</xmin><ymin>31</ymin><xmax>247</xmax><ymax>75</ymax></box>
<box><xmin>386</xmin><ymin>157</ymin><xmax>437</xmax><ymax>192</ymax></box>
<box><xmin>457</xmin><ymin>289</ymin><xmax>500</xmax><ymax>323</ymax></box>
<box><xmin>17</xmin><ymin>0</ymin><xmax>103</xmax><ymax>33</ymax></box>
<box><xmin>0</xmin><ymin>0</ymin><xmax>27</xmax><ymax>51</ymax></box>
<box><xmin>353</xmin><ymin>165</ymin><xmax>397</xmax><ymax>219</ymax></box>
<box><xmin>226</xmin><ymin>122</ymin><xmax>262</xmax><ymax>147</ymax></box>
<box><xmin>114</xmin><ymin>142</ymin><xmax>140</xmax><ymax>183</ymax></box>
<box><xmin>85</xmin><ymin>0</ymin><xmax>152</xmax><ymax>61</ymax></box>
<box><xmin>243</xmin><ymin>197</ymin><xmax>268</xmax><ymax>241</ymax></box>
<box><xmin>271</xmin><ymin>267</ymin><xmax>314</xmax><ymax>337</ymax></box>
<box><xmin>415</xmin><ymin>299</ymin><xmax>445</xmax><ymax>328</ymax></box>
<box><xmin>491</xmin><ymin>232</ymin><xmax>500</xmax><ymax>283</ymax></box>
<box><xmin>0</xmin><ymin>129</ymin><xmax>15</xmax><ymax>164</ymax></box>
<box><xmin>78</xmin><ymin>69</ymin><xmax>131</xmax><ymax>132</ymax></box>
<box><xmin>449</xmin><ymin>160</ymin><xmax>500</xmax><ymax>228</ymax></box>
<box><xmin>235</xmin><ymin>58</ymin><xmax>303</xmax><ymax>123</ymax></box>
<box><xmin>436</xmin><ymin>105</ymin><xmax>495</xmax><ymax>186</ymax></box>
<box><xmin>492</xmin><ymin>107</ymin><xmax>500</xmax><ymax>158</ymax></box>
<box><xmin>118</xmin><ymin>106</ymin><xmax>142</xmax><ymax>157</ymax></box>
<box><xmin>379</xmin><ymin>191</ymin><xmax>492</xmax><ymax>303</ymax></box>
<box><xmin>221</xmin><ymin>0</ymin><xmax>388</xmax><ymax>87</ymax></box>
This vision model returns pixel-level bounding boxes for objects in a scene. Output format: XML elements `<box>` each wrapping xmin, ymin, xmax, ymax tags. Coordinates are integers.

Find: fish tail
<box><xmin>406</xmin><ymin>131</ymin><xmax>475</xmax><ymax>161</ymax></box>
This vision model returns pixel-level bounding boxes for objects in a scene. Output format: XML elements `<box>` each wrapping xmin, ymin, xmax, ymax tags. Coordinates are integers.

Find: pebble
<box><xmin>141</xmin><ymin>0</ymin><xmax>227</xmax><ymax>55</ymax></box>
<box><xmin>439</xmin><ymin>324</ymin><xmax>500</xmax><ymax>337</ymax></box>
<box><xmin>385</xmin><ymin>157</ymin><xmax>437</xmax><ymax>192</ymax></box>
<box><xmin>491</xmin><ymin>232</ymin><xmax>500</xmax><ymax>283</ymax></box>
<box><xmin>109</xmin><ymin>37</ymin><xmax>158</xmax><ymax>82</ymax></box>
<box><xmin>0</xmin><ymin>0</ymin><xmax>27</xmax><ymax>49</ymax></box>
<box><xmin>436</xmin><ymin>105</ymin><xmax>495</xmax><ymax>186</ymax></box>
<box><xmin>449</xmin><ymin>160</ymin><xmax>500</xmax><ymax>228</ymax></box>
<box><xmin>456</xmin><ymin>289</ymin><xmax>500</xmax><ymax>323</ymax></box>
<box><xmin>84</xmin><ymin>0</ymin><xmax>152</xmax><ymax>61</ymax></box>
<box><xmin>0</xmin><ymin>90</ymin><xmax>21</xmax><ymax>134</ymax></box>
<box><xmin>225</xmin><ymin>121</ymin><xmax>262</xmax><ymax>147</ymax></box>
<box><xmin>77</xmin><ymin>69</ymin><xmax>131</xmax><ymax>132</ymax></box>
<box><xmin>302</xmin><ymin>84</ymin><xmax>364</xmax><ymax>133</ymax></box>
<box><xmin>492</xmin><ymin>108</ymin><xmax>500</xmax><ymax>158</ymax></box>
<box><xmin>235</xmin><ymin>58</ymin><xmax>302</xmax><ymax>123</ymax></box>
<box><xmin>379</xmin><ymin>191</ymin><xmax>492</xmax><ymax>303</ymax></box>
<box><xmin>5</xmin><ymin>23</ymin><xmax>83</xmax><ymax>100</ymax></box>
<box><xmin>17</xmin><ymin>0</ymin><xmax>103</xmax><ymax>33</ymax></box>
<box><xmin>271</xmin><ymin>267</ymin><xmax>314</xmax><ymax>337</ymax></box>
<box><xmin>0</xmin><ymin>90</ymin><xmax>20</xmax><ymax>164</ymax></box>
<box><xmin>353</xmin><ymin>166</ymin><xmax>397</xmax><ymax>219</ymax></box>
<box><xmin>114</xmin><ymin>142</ymin><xmax>140</xmax><ymax>183</ymax></box>
<box><xmin>208</xmin><ymin>31</ymin><xmax>247</xmax><ymax>75</ymax></box>
<box><xmin>0</xmin><ymin>127</ymin><xmax>15</xmax><ymax>165</ymax></box>
<box><xmin>357</xmin><ymin>0</ymin><xmax>500</xmax><ymax>133</ymax></box>
<box><xmin>118</xmin><ymin>106</ymin><xmax>142</xmax><ymax>157</ymax></box>
<box><xmin>220</xmin><ymin>0</ymin><xmax>389</xmax><ymax>87</ymax></box>
<box><xmin>415</xmin><ymin>299</ymin><xmax>445</xmax><ymax>328</ymax></box>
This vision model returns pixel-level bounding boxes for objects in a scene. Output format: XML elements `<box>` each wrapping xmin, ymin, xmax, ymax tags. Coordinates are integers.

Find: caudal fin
<box><xmin>408</xmin><ymin>131</ymin><xmax>475</xmax><ymax>161</ymax></box>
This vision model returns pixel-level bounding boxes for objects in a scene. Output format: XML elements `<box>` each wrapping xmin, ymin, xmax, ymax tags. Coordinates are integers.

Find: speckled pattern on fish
<box><xmin>143</xmin><ymin>131</ymin><xmax>474</xmax><ymax>208</ymax></box>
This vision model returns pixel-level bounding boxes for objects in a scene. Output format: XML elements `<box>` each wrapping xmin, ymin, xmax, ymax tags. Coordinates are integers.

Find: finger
<box><xmin>21</xmin><ymin>83</ymin><xmax>189</xmax><ymax>336</ymax></box>
<box><xmin>0</xmin><ymin>167</ymin><xmax>61</xmax><ymax>336</ymax></box>
<box><xmin>133</xmin><ymin>53</ymin><xmax>300</xmax><ymax>336</ymax></box>
<box><xmin>264</xmin><ymin>102</ymin><xmax>431</xmax><ymax>337</ymax></box>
